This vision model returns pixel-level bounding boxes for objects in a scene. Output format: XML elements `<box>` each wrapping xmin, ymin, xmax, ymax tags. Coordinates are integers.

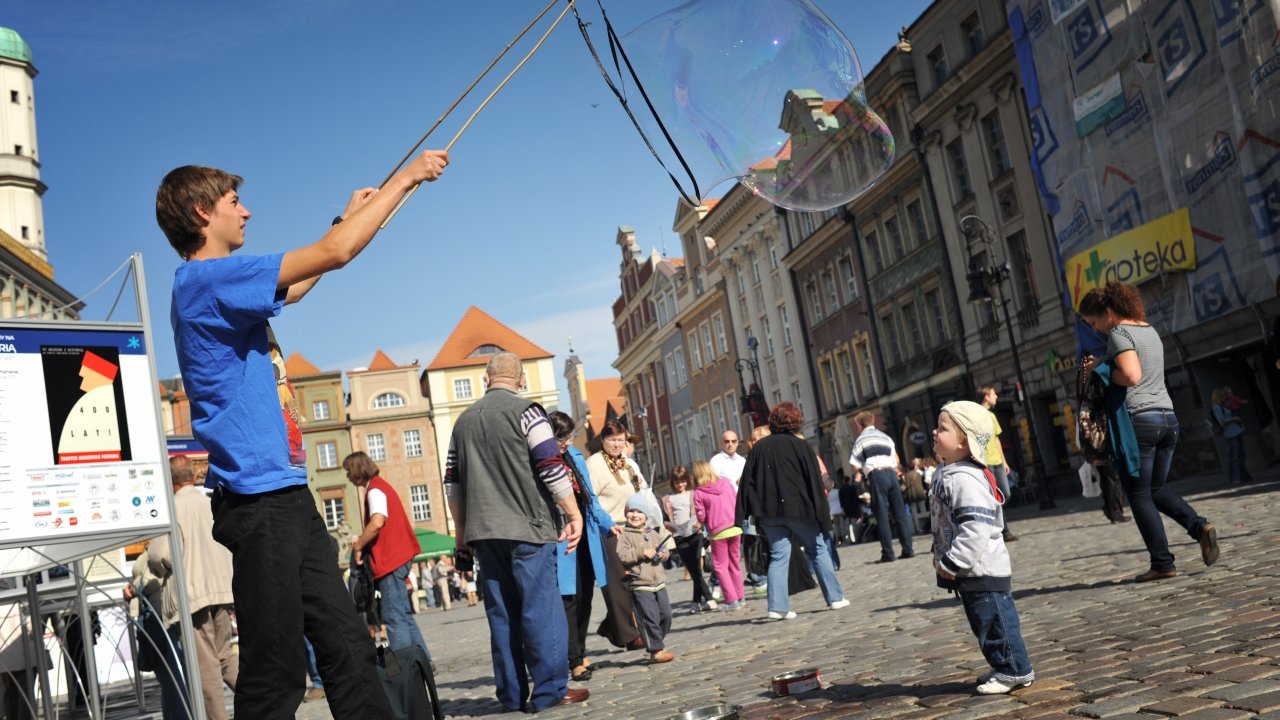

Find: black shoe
<box><xmin>1199</xmin><ymin>524</ymin><xmax>1219</xmax><ymax>566</ymax></box>
<box><xmin>876</xmin><ymin>556</ymin><xmax>895</xmax><ymax>563</ymax></box>
<box><xmin>1135</xmin><ymin>568</ymin><xmax>1178</xmax><ymax>583</ymax></box>
<box><xmin>899</xmin><ymin>551</ymin><xmax>915</xmax><ymax>559</ymax></box>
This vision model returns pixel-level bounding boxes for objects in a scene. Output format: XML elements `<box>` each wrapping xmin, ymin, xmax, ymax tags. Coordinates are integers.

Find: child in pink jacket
<box><xmin>692</xmin><ymin>461</ymin><xmax>745</xmax><ymax>610</ymax></box>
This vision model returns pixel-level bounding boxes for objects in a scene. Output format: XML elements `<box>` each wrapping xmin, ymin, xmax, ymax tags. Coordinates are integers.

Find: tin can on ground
<box><xmin>770</xmin><ymin>667</ymin><xmax>822</xmax><ymax>696</ymax></box>
<box><xmin>664</xmin><ymin>704</ymin><xmax>741</xmax><ymax>720</ymax></box>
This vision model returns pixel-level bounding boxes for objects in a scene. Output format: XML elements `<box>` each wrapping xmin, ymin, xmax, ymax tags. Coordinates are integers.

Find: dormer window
<box><xmin>468</xmin><ymin>344</ymin><xmax>503</xmax><ymax>358</ymax></box>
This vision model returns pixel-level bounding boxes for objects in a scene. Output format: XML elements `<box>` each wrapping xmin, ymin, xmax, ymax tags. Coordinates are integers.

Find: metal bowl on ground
<box><xmin>664</xmin><ymin>703</ymin><xmax>742</xmax><ymax>720</ymax></box>
<box><xmin>770</xmin><ymin>667</ymin><xmax>823</xmax><ymax>696</ymax></box>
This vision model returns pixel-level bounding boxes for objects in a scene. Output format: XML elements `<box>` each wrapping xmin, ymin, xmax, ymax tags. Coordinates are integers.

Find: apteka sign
<box><xmin>1065</xmin><ymin>207</ymin><xmax>1196</xmax><ymax>310</ymax></box>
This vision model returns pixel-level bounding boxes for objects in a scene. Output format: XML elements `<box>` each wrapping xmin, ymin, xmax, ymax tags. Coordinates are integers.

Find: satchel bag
<box><xmin>1077</xmin><ymin>363</ymin><xmax>1110</xmax><ymax>465</ymax></box>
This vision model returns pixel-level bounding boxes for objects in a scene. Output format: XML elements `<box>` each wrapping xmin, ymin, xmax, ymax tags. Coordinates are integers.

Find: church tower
<box><xmin>0</xmin><ymin>27</ymin><xmax>45</xmax><ymax>260</ymax></box>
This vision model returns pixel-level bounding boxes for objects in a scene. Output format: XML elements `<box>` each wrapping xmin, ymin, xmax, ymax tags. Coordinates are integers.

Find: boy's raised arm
<box><xmin>278</xmin><ymin>149</ymin><xmax>448</xmax><ymax>301</ymax></box>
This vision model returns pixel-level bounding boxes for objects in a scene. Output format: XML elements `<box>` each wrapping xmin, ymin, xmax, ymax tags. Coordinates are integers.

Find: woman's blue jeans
<box><xmin>1126</xmin><ymin>410</ymin><xmax>1208</xmax><ymax>571</ymax></box>
<box><xmin>760</xmin><ymin>517</ymin><xmax>844</xmax><ymax>613</ymax></box>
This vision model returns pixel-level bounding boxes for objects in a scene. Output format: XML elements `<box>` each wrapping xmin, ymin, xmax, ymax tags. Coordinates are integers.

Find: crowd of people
<box><xmin>147</xmin><ymin>145</ymin><xmax>1233</xmax><ymax>720</ymax></box>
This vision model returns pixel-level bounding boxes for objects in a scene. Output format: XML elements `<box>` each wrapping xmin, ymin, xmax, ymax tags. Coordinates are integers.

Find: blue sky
<box><xmin>6</xmin><ymin>0</ymin><xmax>932</xmax><ymax>401</ymax></box>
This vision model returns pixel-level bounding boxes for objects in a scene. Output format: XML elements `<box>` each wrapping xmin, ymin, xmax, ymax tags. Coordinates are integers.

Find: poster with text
<box><xmin>0</xmin><ymin>324</ymin><xmax>168</xmax><ymax>548</ymax></box>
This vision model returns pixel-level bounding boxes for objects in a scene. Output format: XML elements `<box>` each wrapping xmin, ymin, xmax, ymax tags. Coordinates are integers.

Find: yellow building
<box><xmin>348</xmin><ymin>350</ymin><xmax>448</xmax><ymax>536</ymax></box>
<box><xmin>284</xmin><ymin>352</ymin><xmax>359</xmax><ymax>540</ymax></box>
<box><xmin>421</xmin><ymin>306</ymin><xmax>558</xmax><ymax>522</ymax></box>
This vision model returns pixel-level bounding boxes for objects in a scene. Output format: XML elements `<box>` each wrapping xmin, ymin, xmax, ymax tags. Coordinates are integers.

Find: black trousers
<box><xmin>212</xmin><ymin>485</ymin><xmax>392</xmax><ymax>720</ymax></box>
<box><xmin>562</xmin><ymin>540</ymin><xmax>595</xmax><ymax>669</ymax></box>
<box><xmin>674</xmin><ymin>533</ymin><xmax>713</xmax><ymax>605</ymax></box>
<box><xmin>595</xmin><ymin>534</ymin><xmax>640</xmax><ymax>648</ymax></box>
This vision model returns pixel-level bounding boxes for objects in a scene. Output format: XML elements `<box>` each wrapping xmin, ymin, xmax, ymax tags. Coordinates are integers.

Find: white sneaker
<box><xmin>703</xmin><ymin>600</ymin><xmax>718</xmax><ymax>611</ymax></box>
<box><xmin>766</xmin><ymin>610</ymin><xmax>797</xmax><ymax>620</ymax></box>
<box><xmin>829</xmin><ymin>599</ymin><xmax>851</xmax><ymax>610</ymax></box>
<box><xmin>977</xmin><ymin>669</ymin><xmax>995</xmax><ymax>684</ymax></box>
<box><xmin>712</xmin><ymin>587</ymin><xmax>723</xmax><ymax>601</ymax></box>
<box><xmin>976</xmin><ymin>677</ymin><xmax>1033</xmax><ymax>695</ymax></box>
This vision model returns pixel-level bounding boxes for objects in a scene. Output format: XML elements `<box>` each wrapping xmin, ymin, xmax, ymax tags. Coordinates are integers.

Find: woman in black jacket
<box><xmin>737</xmin><ymin>402</ymin><xmax>849</xmax><ymax>620</ymax></box>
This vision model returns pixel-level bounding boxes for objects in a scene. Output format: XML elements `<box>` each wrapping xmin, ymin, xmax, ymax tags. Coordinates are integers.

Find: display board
<box><xmin>0</xmin><ymin>321</ymin><xmax>170</xmax><ymax>575</ymax></box>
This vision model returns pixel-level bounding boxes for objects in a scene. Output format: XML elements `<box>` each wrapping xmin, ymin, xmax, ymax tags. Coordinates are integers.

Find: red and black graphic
<box><xmin>41</xmin><ymin>346</ymin><xmax>132</xmax><ymax>465</ymax></box>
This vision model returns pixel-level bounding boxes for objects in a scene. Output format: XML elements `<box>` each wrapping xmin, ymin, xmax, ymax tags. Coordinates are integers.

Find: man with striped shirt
<box><xmin>849</xmin><ymin>411</ymin><xmax>915</xmax><ymax>563</ymax></box>
<box><xmin>444</xmin><ymin>352</ymin><xmax>588</xmax><ymax>712</ymax></box>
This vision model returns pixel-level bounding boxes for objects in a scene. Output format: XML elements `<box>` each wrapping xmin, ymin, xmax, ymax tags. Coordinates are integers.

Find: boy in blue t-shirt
<box><xmin>157</xmin><ymin>150</ymin><xmax>447</xmax><ymax>720</ymax></box>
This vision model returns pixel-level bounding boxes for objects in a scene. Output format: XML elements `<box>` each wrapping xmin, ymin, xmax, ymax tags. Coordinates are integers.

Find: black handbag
<box><xmin>742</xmin><ymin>533</ymin><xmax>769</xmax><ymax>577</ymax></box>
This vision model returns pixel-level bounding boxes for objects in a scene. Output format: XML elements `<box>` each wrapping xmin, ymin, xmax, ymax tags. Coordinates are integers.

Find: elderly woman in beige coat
<box><xmin>586</xmin><ymin>420</ymin><xmax>647</xmax><ymax>651</ymax></box>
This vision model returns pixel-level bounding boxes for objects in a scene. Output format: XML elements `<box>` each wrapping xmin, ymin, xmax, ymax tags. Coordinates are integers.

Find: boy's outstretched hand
<box><xmin>403</xmin><ymin>149</ymin><xmax>449</xmax><ymax>186</ymax></box>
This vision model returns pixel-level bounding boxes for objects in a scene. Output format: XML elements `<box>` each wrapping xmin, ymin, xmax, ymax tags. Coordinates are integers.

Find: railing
<box><xmin>979</xmin><ymin>321</ymin><xmax>1000</xmax><ymax>345</ymax></box>
<box><xmin>1017</xmin><ymin>304</ymin><xmax>1040</xmax><ymax>330</ymax></box>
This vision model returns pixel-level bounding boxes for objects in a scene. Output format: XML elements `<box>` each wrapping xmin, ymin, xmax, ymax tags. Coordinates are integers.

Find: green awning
<box><xmin>414</xmin><ymin>529</ymin><xmax>455</xmax><ymax>561</ymax></box>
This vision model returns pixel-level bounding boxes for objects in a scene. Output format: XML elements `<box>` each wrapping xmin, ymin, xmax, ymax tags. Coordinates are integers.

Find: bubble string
<box><xmin>571</xmin><ymin>0</ymin><xmax>702</xmax><ymax>207</ymax></box>
<box><xmin>379</xmin><ymin>0</ymin><xmax>576</xmax><ymax>229</ymax></box>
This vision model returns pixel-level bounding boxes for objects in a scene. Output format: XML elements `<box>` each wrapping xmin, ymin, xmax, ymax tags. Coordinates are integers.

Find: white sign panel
<box><xmin>0</xmin><ymin>324</ymin><xmax>168</xmax><ymax>546</ymax></box>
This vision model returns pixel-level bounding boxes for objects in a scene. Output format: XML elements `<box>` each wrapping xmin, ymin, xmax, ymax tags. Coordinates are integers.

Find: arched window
<box><xmin>372</xmin><ymin>392</ymin><xmax>406</xmax><ymax>410</ymax></box>
<box><xmin>468</xmin><ymin>344</ymin><xmax>504</xmax><ymax>358</ymax></box>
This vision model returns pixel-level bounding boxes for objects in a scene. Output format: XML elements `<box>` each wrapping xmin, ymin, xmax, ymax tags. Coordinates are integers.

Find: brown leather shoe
<box><xmin>649</xmin><ymin>650</ymin><xmax>675</xmax><ymax>664</ymax></box>
<box><xmin>1135</xmin><ymin>568</ymin><xmax>1178</xmax><ymax>583</ymax></box>
<box><xmin>558</xmin><ymin>688</ymin><xmax>590</xmax><ymax>705</ymax></box>
<box><xmin>625</xmin><ymin>637</ymin><xmax>646</xmax><ymax>651</ymax></box>
<box><xmin>1199</xmin><ymin>524</ymin><xmax>1219</xmax><ymax>566</ymax></box>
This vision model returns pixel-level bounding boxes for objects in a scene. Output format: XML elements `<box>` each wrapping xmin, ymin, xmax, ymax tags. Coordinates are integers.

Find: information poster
<box><xmin>0</xmin><ymin>324</ymin><xmax>168</xmax><ymax>546</ymax></box>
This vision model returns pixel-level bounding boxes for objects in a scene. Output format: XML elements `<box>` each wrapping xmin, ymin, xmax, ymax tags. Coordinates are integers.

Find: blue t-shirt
<box><xmin>171</xmin><ymin>253</ymin><xmax>307</xmax><ymax>494</ymax></box>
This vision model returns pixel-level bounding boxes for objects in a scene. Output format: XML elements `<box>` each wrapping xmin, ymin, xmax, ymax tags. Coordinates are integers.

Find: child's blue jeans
<box><xmin>960</xmin><ymin>590</ymin><xmax>1034</xmax><ymax>684</ymax></box>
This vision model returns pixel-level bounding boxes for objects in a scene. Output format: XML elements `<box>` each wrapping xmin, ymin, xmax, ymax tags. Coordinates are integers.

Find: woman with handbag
<box><xmin>737</xmin><ymin>402</ymin><xmax>848</xmax><ymax>620</ymax></box>
<box><xmin>586</xmin><ymin>420</ymin><xmax>646</xmax><ymax>650</ymax></box>
<box><xmin>1079</xmin><ymin>283</ymin><xmax>1219</xmax><ymax>583</ymax></box>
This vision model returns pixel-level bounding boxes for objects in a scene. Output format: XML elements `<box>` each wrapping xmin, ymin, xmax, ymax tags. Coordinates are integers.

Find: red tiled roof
<box><xmin>284</xmin><ymin>352</ymin><xmax>323</xmax><ymax>377</ymax></box>
<box><xmin>584</xmin><ymin>377</ymin><xmax>623</xmax><ymax>432</ymax></box>
<box><xmin>367</xmin><ymin>350</ymin><xmax>399</xmax><ymax>371</ymax></box>
<box><xmin>427</xmin><ymin>306</ymin><xmax>553</xmax><ymax>371</ymax></box>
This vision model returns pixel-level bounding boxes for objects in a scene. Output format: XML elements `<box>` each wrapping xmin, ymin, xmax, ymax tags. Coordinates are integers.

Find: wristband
<box><xmin>331</xmin><ymin>215</ymin><xmax>343</xmax><ymax>226</ymax></box>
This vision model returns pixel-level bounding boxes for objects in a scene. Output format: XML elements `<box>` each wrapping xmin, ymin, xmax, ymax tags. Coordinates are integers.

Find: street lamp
<box><xmin>959</xmin><ymin>214</ymin><xmax>1056</xmax><ymax>510</ymax></box>
<box><xmin>733</xmin><ymin>336</ymin><xmax>769</xmax><ymax>428</ymax></box>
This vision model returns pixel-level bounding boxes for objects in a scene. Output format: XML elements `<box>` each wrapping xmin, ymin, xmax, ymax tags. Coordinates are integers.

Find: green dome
<box><xmin>0</xmin><ymin>27</ymin><xmax>32</xmax><ymax>64</ymax></box>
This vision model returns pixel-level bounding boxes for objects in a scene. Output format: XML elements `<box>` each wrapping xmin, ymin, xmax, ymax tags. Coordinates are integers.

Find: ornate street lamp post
<box><xmin>960</xmin><ymin>215</ymin><xmax>1056</xmax><ymax>510</ymax></box>
<box><xmin>733</xmin><ymin>336</ymin><xmax>769</xmax><ymax>428</ymax></box>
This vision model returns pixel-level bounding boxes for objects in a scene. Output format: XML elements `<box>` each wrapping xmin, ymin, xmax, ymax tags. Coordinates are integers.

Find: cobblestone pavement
<box><xmin>292</xmin><ymin>470</ymin><xmax>1279</xmax><ymax>720</ymax></box>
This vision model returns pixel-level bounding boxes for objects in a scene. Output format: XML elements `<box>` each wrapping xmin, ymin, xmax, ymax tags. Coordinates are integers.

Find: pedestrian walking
<box><xmin>692</xmin><ymin>461</ymin><xmax>744</xmax><ymax>611</ymax></box>
<box><xmin>661</xmin><ymin>466</ymin><xmax>715</xmax><ymax>612</ymax></box>
<box><xmin>849</xmin><ymin>411</ymin><xmax>915</xmax><ymax>562</ymax></box>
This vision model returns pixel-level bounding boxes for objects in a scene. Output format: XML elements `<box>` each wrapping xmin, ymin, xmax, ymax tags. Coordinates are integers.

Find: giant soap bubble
<box><xmin>622</xmin><ymin>0</ymin><xmax>895</xmax><ymax>211</ymax></box>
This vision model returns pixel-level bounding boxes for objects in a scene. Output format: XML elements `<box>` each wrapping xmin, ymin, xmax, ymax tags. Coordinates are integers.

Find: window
<box><xmin>821</xmin><ymin>359</ymin><xmax>840</xmax><ymax>410</ymax></box>
<box><xmin>762</xmin><ymin>315</ymin><xmax>775</xmax><ymax>356</ymax></box>
<box><xmin>928</xmin><ymin>45</ymin><xmax>949</xmax><ymax>86</ymax></box>
<box><xmin>807</xmin><ymin>282</ymin><xmax>824</xmax><ymax>323</ymax></box>
<box><xmin>700</xmin><ymin>407</ymin><xmax>715</xmax><ymax>455</ymax></box>
<box><xmin>468</xmin><ymin>343</ymin><xmax>504</xmax><ymax>357</ymax></box>
<box><xmin>885</xmin><ymin>215</ymin><xmax>906</xmax><ymax>261</ymax></box>
<box><xmin>372</xmin><ymin>392</ymin><xmax>405</xmax><ymax>409</ymax></box>
<box><xmin>312</xmin><ymin>399</ymin><xmax>330</xmax><ymax>421</ymax></box>
<box><xmin>317</xmin><ymin>441</ymin><xmax>338</xmax><ymax>469</ymax></box>
<box><xmin>736</xmin><ymin>268</ymin><xmax>747</xmax><ymax>296</ymax></box>
<box><xmin>750</xmin><ymin>250</ymin><xmax>761</xmax><ymax>283</ymax></box>
<box><xmin>947</xmin><ymin>139</ymin><xmax>972</xmax><ymax>198</ymax></box>
<box><xmin>822</xmin><ymin>270</ymin><xmax>840</xmax><ymax>310</ymax></box>
<box><xmin>925</xmin><ymin>288</ymin><xmax>949</xmax><ymax>343</ymax></box>
<box><xmin>713</xmin><ymin>313</ymin><xmax>728</xmax><ymax>354</ymax></box>
<box><xmin>8</xmin><ymin>91</ymin><xmax>17</xmax><ymax>103</ymax></box>
<box><xmin>1008</xmin><ymin>231</ymin><xmax>1039</xmax><ymax>308</ymax></box>
<box><xmin>767</xmin><ymin>238</ymin><xmax>780</xmax><ymax>269</ymax></box>
<box><xmin>903</xmin><ymin>300</ymin><xmax>925</xmax><ymax>353</ymax></box>
<box><xmin>687</xmin><ymin>331</ymin><xmax>702</xmax><ymax>369</ymax></box>
<box><xmin>982</xmin><ymin>112</ymin><xmax>1012</xmax><ymax>176</ymax></box>
<box><xmin>839</xmin><ymin>350</ymin><xmax>858</xmax><ymax>405</ymax></box>
<box><xmin>654</xmin><ymin>360</ymin><xmax>666</xmax><ymax>395</ymax></box>
<box><xmin>323</xmin><ymin>497</ymin><xmax>345</xmax><ymax>529</ymax></box>
<box><xmin>864</xmin><ymin>229</ymin><xmax>884</xmax><ymax>273</ymax></box>
<box><xmin>408</xmin><ymin>484</ymin><xmax>432</xmax><ymax>521</ymax></box>
<box><xmin>961</xmin><ymin>13</ymin><xmax>985</xmax><ymax>56</ymax></box>
<box><xmin>881</xmin><ymin>312</ymin><xmax>903</xmax><ymax>366</ymax></box>
<box><xmin>712</xmin><ymin>399</ymin><xmax>726</xmax><ymax>437</ymax></box>
<box><xmin>403</xmin><ymin>428</ymin><xmax>423</xmax><ymax>457</ymax></box>
<box><xmin>906</xmin><ymin>200</ymin><xmax>927</xmax><ymax>248</ymax></box>
<box><xmin>791</xmin><ymin>382</ymin><xmax>804</xmax><ymax>418</ymax></box>
<box><xmin>779</xmin><ymin>305</ymin><xmax>793</xmax><ymax>347</ymax></box>
<box><xmin>453</xmin><ymin>378</ymin><xmax>473</xmax><ymax>400</ymax></box>
<box><xmin>701</xmin><ymin>324</ymin><xmax>715</xmax><ymax>362</ymax></box>
<box><xmin>676</xmin><ymin>422</ymin><xmax>691</xmax><ymax>465</ymax></box>
<box><xmin>367</xmin><ymin>433</ymin><xmax>386</xmax><ymax>462</ymax></box>
<box><xmin>13</xmin><ymin>145</ymin><xmax>21</xmax><ymax>156</ymax></box>
<box><xmin>838</xmin><ymin>256</ymin><xmax>858</xmax><ymax>300</ymax></box>
<box><xmin>20</xmin><ymin>226</ymin><xmax>29</xmax><ymax>240</ymax></box>
<box><xmin>857</xmin><ymin>340</ymin><xmax>878</xmax><ymax>396</ymax></box>
<box><xmin>673</xmin><ymin>346</ymin><xmax>688</xmax><ymax>386</ymax></box>
<box><xmin>665</xmin><ymin>352</ymin><xmax>679</xmax><ymax>389</ymax></box>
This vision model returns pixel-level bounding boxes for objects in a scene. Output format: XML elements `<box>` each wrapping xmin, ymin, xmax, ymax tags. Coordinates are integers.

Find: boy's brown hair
<box><xmin>156</xmin><ymin>165</ymin><xmax>243</xmax><ymax>259</ymax></box>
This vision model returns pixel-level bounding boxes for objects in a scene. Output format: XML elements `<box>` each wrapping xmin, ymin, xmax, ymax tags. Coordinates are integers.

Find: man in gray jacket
<box><xmin>149</xmin><ymin>455</ymin><xmax>238</xmax><ymax>720</ymax></box>
<box><xmin>444</xmin><ymin>352</ymin><xmax>587</xmax><ymax>712</ymax></box>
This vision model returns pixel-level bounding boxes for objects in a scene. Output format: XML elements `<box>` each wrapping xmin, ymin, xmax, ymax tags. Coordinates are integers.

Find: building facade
<box><xmin>284</xmin><ymin>353</ymin><xmax>359</xmax><ymax>536</ymax></box>
<box><xmin>349</xmin><ymin>350</ymin><xmax>446</xmax><ymax>535</ymax></box>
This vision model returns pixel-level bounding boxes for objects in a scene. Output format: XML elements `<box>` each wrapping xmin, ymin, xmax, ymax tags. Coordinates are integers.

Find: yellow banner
<box><xmin>1065</xmin><ymin>207</ymin><xmax>1196</xmax><ymax>310</ymax></box>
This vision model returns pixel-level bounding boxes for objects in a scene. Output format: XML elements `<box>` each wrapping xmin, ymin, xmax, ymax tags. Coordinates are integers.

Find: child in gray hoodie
<box><xmin>616</xmin><ymin>492</ymin><xmax>675</xmax><ymax>664</ymax></box>
<box><xmin>930</xmin><ymin>400</ymin><xmax>1034</xmax><ymax>695</ymax></box>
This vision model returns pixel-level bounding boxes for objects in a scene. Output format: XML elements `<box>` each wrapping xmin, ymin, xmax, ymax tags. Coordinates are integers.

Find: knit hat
<box><xmin>625</xmin><ymin>492</ymin><xmax>662</xmax><ymax>529</ymax></box>
<box><xmin>939</xmin><ymin>400</ymin><xmax>995</xmax><ymax>466</ymax></box>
